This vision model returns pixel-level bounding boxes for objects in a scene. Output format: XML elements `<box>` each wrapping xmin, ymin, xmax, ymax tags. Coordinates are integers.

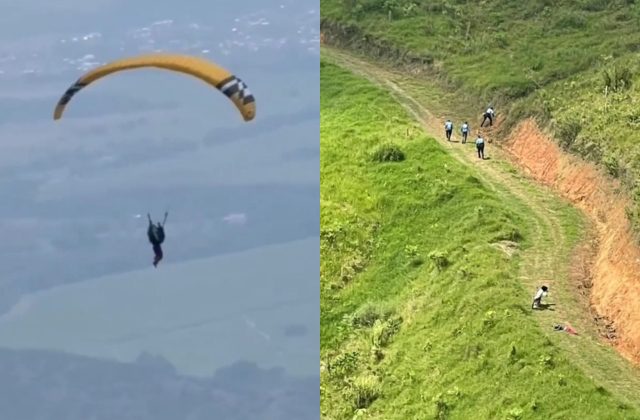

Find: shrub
<box><xmin>349</xmin><ymin>302</ymin><xmax>394</xmax><ymax>328</ymax></box>
<box><xmin>405</xmin><ymin>244</ymin><xmax>424</xmax><ymax>266</ymax></box>
<box><xmin>580</xmin><ymin>0</ymin><xmax>609</xmax><ymax>12</ymax></box>
<box><xmin>554</xmin><ymin>13</ymin><xmax>588</xmax><ymax>30</ymax></box>
<box><xmin>506</xmin><ymin>407</ymin><xmax>524</xmax><ymax>419</ymax></box>
<box><xmin>603</xmin><ymin>65</ymin><xmax>633</xmax><ymax>92</ymax></box>
<box><xmin>493</xmin><ymin>227</ymin><xmax>524</xmax><ymax>242</ymax></box>
<box><xmin>371</xmin><ymin>143</ymin><xmax>406</xmax><ymax>162</ymax></box>
<box><xmin>351</xmin><ymin>374</ymin><xmax>382</xmax><ymax>409</ymax></box>
<box><xmin>340</xmin><ymin>254</ymin><xmax>366</xmax><ymax>283</ymax></box>
<box><xmin>371</xmin><ymin>316</ymin><xmax>403</xmax><ymax>347</ymax></box>
<box><xmin>433</xmin><ymin>392</ymin><xmax>450</xmax><ymax>419</ymax></box>
<box><xmin>556</xmin><ymin>117</ymin><xmax>582</xmax><ymax>150</ymax></box>
<box><xmin>328</xmin><ymin>351</ymin><xmax>360</xmax><ymax>379</ymax></box>
<box><xmin>428</xmin><ymin>250</ymin><xmax>450</xmax><ymax>270</ymax></box>
<box><xmin>603</xmin><ymin>153</ymin><xmax>622</xmax><ymax>178</ymax></box>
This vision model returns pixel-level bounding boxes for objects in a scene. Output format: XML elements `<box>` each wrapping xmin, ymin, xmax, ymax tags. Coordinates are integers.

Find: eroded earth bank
<box><xmin>505</xmin><ymin>119</ymin><xmax>640</xmax><ymax>364</ymax></box>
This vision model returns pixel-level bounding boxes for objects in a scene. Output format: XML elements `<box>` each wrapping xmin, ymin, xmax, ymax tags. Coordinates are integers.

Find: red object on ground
<box><xmin>564</xmin><ymin>323</ymin><xmax>578</xmax><ymax>335</ymax></box>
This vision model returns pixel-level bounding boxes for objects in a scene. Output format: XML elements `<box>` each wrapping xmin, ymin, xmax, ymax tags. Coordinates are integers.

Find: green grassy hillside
<box><xmin>320</xmin><ymin>59</ymin><xmax>640</xmax><ymax>419</ymax></box>
<box><xmin>321</xmin><ymin>0</ymin><xmax>640</xmax><ymax>233</ymax></box>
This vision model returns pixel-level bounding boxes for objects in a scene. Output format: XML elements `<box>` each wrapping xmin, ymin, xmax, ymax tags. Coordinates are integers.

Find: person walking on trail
<box><xmin>461</xmin><ymin>121</ymin><xmax>470</xmax><ymax>144</ymax></box>
<box><xmin>481</xmin><ymin>106</ymin><xmax>495</xmax><ymax>127</ymax></box>
<box><xmin>532</xmin><ymin>285</ymin><xmax>549</xmax><ymax>309</ymax></box>
<box><xmin>147</xmin><ymin>212</ymin><xmax>167</xmax><ymax>268</ymax></box>
<box><xmin>444</xmin><ymin>119</ymin><xmax>453</xmax><ymax>141</ymax></box>
<box><xmin>475</xmin><ymin>134</ymin><xmax>485</xmax><ymax>159</ymax></box>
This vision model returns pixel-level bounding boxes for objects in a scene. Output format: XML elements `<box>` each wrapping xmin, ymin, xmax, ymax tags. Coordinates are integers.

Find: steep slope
<box><xmin>321</xmin><ymin>0</ymin><xmax>640</xmax><ymax>230</ymax></box>
<box><xmin>321</xmin><ymin>0</ymin><xmax>640</xmax><ymax>398</ymax></box>
<box><xmin>320</xmin><ymin>54</ymin><xmax>640</xmax><ymax>419</ymax></box>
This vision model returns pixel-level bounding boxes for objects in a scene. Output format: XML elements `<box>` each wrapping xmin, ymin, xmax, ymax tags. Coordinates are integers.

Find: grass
<box><xmin>322</xmin><ymin>0</ymin><xmax>640</xmax><ymax>97</ymax></box>
<box><xmin>321</xmin><ymin>0</ymin><xmax>640</xmax><ymax>237</ymax></box>
<box><xmin>537</xmin><ymin>56</ymin><xmax>640</xmax><ymax>229</ymax></box>
<box><xmin>320</xmin><ymin>59</ymin><xmax>640</xmax><ymax>419</ymax></box>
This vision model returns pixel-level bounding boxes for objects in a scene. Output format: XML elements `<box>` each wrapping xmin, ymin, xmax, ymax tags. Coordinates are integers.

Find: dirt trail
<box><xmin>505</xmin><ymin>120</ymin><xmax>640</xmax><ymax>362</ymax></box>
<box><xmin>322</xmin><ymin>46</ymin><xmax>640</xmax><ymax>400</ymax></box>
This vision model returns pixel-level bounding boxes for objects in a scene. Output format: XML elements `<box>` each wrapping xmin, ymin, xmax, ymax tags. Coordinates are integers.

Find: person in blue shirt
<box><xmin>460</xmin><ymin>121</ymin><xmax>469</xmax><ymax>144</ymax></box>
<box><xmin>475</xmin><ymin>134</ymin><xmax>485</xmax><ymax>159</ymax></box>
<box><xmin>444</xmin><ymin>119</ymin><xmax>453</xmax><ymax>141</ymax></box>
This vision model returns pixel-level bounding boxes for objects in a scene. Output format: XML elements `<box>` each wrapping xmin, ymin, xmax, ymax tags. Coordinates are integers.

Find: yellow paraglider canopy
<box><xmin>53</xmin><ymin>53</ymin><xmax>256</xmax><ymax>121</ymax></box>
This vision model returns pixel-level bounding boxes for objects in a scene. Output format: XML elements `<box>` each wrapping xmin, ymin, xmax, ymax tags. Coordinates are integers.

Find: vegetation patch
<box><xmin>320</xmin><ymin>59</ymin><xmax>640</xmax><ymax>418</ymax></box>
<box><xmin>321</xmin><ymin>0</ymin><xmax>640</xmax><ymax>236</ymax></box>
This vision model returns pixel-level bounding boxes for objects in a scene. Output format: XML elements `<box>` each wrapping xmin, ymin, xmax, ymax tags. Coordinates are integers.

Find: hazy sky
<box><xmin>0</xmin><ymin>0</ymin><xmax>319</xmax><ymax>416</ymax></box>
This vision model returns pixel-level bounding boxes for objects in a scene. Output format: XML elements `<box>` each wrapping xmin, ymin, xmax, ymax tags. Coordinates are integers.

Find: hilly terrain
<box><xmin>320</xmin><ymin>1</ymin><xmax>640</xmax><ymax>418</ymax></box>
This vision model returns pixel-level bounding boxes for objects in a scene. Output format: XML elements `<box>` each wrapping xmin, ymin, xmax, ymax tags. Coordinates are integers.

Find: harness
<box><xmin>148</xmin><ymin>224</ymin><xmax>165</xmax><ymax>244</ymax></box>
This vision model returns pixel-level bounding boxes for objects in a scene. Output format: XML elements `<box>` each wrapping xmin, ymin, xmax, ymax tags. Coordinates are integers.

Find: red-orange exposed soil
<box><xmin>504</xmin><ymin>118</ymin><xmax>640</xmax><ymax>364</ymax></box>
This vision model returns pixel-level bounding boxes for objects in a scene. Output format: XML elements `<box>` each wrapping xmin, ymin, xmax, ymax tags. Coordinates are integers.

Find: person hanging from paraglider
<box><xmin>147</xmin><ymin>212</ymin><xmax>167</xmax><ymax>267</ymax></box>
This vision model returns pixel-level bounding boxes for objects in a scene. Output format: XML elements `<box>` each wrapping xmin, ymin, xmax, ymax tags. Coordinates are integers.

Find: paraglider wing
<box><xmin>53</xmin><ymin>53</ymin><xmax>256</xmax><ymax>121</ymax></box>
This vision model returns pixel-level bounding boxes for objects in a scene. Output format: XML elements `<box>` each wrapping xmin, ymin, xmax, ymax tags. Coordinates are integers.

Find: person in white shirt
<box><xmin>532</xmin><ymin>285</ymin><xmax>549</xmax><ymax>309</ymax></box>
<box><xmin>475</xmin><ymin>134</ymin><xmax>485</xmax><ymax>159</ymax></box>
<box><xmin>481</xmin><ymin>106</ymin><xmax>495</xmax><ymax>127</ymax></box>
<box><xmin>444</xmin><ymin>119</ymin><xmax>453</xmax><ymax>141</ymax></box>
<box><xmin>461</xmin><ymin>121</ymin><xmax>469</xmax><ymax>144</ymax></box>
